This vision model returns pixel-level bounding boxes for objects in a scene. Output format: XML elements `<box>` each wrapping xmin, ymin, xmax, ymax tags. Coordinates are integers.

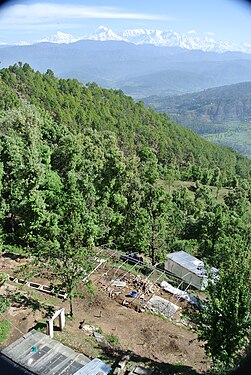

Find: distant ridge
<box><xmin>143</xmin><ymin>82</ymin><xmax>251</xmax><ymax>158</ymax></box>
<box><xmin>1</xmin><ymin>39</ymin><xmax>251</xmax><ymax>99</ymax></box>
<box><xmin>10</xmin><ymin>25</ymin><xmax>251</xmax><ymax>54</ymax></box>
<box><xmin>143</xmin><ymin>82</ymin><xmax>251</xmax><ymax>123</ymax></box>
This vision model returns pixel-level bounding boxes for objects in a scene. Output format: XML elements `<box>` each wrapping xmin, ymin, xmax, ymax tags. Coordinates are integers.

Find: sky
<box><xmin>0</xmin><ymin>0</ymin><xmax>251</xmax><ymax>44</ymax></box>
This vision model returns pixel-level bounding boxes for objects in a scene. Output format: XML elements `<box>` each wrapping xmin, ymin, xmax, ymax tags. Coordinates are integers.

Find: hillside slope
<box><xmin>0</xmin><ymin>64</ymin><xmax>250</xmax><ymax>375</ymax></box>
<box><xmin>0</xmin><ymin>63</ymin><xmax>250</xmax><ymax>178</ymax></box>
<box><xmin>143</xmin><ymin>82</ymin><xmax>251</xmax><ymax>158</ymax></box>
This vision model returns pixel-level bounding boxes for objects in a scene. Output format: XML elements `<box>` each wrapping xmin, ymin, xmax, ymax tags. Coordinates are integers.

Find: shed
<box><xmin>1</xmin><ymin>329</ymin><xmax>111</xmax><ymax>375</ymax></box>
<box><xmin>165</xmin><ymin>251</ymin><xmax>218</xmax><ymax>290</ymax></box>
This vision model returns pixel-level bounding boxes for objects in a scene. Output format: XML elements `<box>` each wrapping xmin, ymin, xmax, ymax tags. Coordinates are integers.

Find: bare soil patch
<box><xmin>0</xmin><ymin>253</ymin><xmax>211</xmax><ymax>374</ymax></box>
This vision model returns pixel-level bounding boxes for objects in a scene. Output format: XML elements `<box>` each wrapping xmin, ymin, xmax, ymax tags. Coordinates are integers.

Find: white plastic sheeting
<box><xmin>160</xmin><ymin>281</ymin><xmax>200</xmax><ymax>306</ymax></box>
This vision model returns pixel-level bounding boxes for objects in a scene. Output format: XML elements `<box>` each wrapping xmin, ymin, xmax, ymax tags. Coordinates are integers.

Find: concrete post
<box><xmin>59</xmin><ymin>309</ymin><xmax>65</xmax><ymax>331</ymax></box>
<box><xmin>46</xmin><ymin>308</ymin><xmax>65</xmax><ymax>338</ymax></box>
<box><xmin>47</xmin><ymin>319</ymin><xmax>54</xmax><ymax>338</ymax></box>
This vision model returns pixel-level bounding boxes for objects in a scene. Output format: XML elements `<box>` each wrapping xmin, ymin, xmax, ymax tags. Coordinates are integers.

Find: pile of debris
<box><xmin>112</xmin><ymin>355</ymin><xmax>153</xmax><ymax>375</ymax></box>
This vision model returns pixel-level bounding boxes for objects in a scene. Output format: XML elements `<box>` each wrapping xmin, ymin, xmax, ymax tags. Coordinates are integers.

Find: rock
<box><xmin>81</xmin><ymin>324</ymin><xmax>96</xmax><ymax>335</ymax></box>
<box><xmin>93</xmin><ymin>331</ymin><xmax>105</xmax><ymax>342</ymax></box>
<box><xmin>128</xmin><ymin>365</ymin><xmax>154</xmax><ymax>375</ymax></box>
<box><xmin>113</xmin><ymin>355</ymin><xmax>130</xmax><ymax>375</ymax></box>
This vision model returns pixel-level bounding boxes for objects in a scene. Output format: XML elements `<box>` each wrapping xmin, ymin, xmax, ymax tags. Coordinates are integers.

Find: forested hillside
<box><xmin>144</xmin><ymin>82</ymin><xmax>251</xmax><ymax>123</ymax></box>
<box><xmin>143</xmin><ymin>82</ymin><xmax>251</xmax><ymax>158</ymax></box>
<box><xmin>0</xmin><ymin>63</ymin><xmax>250</xmax><ymax>177</ymax></box>
<box><xmin>0</xmin><ymin>62</ymin><xmax>250</xmax><ymax>260</ymax></box>
<box><xmin>0</xmin><ymin>64</ymin><xmax>250</xmax><ymax>372</ymax></box>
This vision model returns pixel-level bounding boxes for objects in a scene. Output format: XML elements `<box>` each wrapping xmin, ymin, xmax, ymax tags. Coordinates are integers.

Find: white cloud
<box><xmin>0</xmin><ymin>2</ymin><xmax>169</xmax><ymax>25</ymax></box>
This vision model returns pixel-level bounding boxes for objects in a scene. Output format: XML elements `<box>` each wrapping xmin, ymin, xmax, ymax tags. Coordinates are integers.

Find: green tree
<box><xmin>144</xmin><ymin>184</ymin><xmax>171</xmax><ymax>265</ymax></box>
<box><xmin>0</xmin><ymin>103</ymin><xmax>53</xmax><ymax>247</ymax></box>
<box><xmin>34</xmin><ymin>133</ymin><xmax>100</xmax><ymax>317</ymax></box>
<box><xmin>194</xmin><ymin>238</ymin><xmax>251</xmax><ymax>372</ymax></box>
<box><xmin>0</xmin><ymin>161</ymin><xmax>4</xmax><ymax>252</ymax></box>
<box><xmin>137</xmin><ymin>147</ymin><xmax>171</xmax><ymax>264</ymax></box>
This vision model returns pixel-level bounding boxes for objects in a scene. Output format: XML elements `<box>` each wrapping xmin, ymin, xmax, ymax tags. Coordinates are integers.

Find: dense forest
<box><xmin>0</xmin><ymin>64</ymin><xmax>250</xmax><ymax>373</ymax></box>
<box><xmin>0</xmin><ymin>63</ymin><xmax>250</xmax><ymax>176</ymax></box>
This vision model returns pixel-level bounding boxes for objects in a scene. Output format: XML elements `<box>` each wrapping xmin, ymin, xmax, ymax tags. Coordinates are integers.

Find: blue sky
<box><xmin>0</xmin><ymin>0</ymin><xmax>251</xmax><ymax>44</ymax></box>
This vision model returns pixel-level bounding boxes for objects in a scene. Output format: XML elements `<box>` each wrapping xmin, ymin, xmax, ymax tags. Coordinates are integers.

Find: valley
<box><xmin>1</xmin><ymin>40</ymin><xmax>251</xmax><ymax>99</ymax></box>
<box><xmin>143</xmin><ymin>82</ymin><xmax>251</xmax><ymax>158</ymax></box>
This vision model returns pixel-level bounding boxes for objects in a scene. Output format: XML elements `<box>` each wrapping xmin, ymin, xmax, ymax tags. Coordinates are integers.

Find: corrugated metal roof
<box><xmin>1</xmin><ymin>330</ymin><xmax>111</xmax><ymax>375</ymax></box>
<box><xmin>166</xmin><ymin>251</ymin><xmax>205</xmax><ymax>276</ymax></box>
<box><xmin>74</xmin><ymin>358</ymin><xmax>111</xmax><ymax>374</ymax></box>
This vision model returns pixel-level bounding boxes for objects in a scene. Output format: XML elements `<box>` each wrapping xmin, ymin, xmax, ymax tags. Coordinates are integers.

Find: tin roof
<box><xmin>1</xmin><ymin>330</ymin><xmax>111</xmax><ymax>375</ymax></box>
<box><xmin>166</xmin><ymin>251</ymin><xmax>206</xmax><ymax>277</ymax></box>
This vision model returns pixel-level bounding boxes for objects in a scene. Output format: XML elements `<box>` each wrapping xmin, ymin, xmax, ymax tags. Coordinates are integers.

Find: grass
<box><xmin>163</xmin><ymin>178</ymin><xmax>233</xmax><ymax>205</ymax></box>
<box><xmin>0</xmin><ymin>319</ymin><xmax>11</xmax><ymax>343</ymax></box>
<box><xmin>105</xmin><ymin>333</ymin><xmax>120</xmax><ymax>346</ymax></box>
<box><xmin>203</xmin><ymin>121</ymin><xmax>251</xmax><ymax>159</ymax></box>
<box><xmin>55</xmin><ymin>330</ymin><xmax>114</xmax><ymax>366</ymax></box>
<box><xmin>0</xmin><ymin>296</ymin><xmax>10</xmax><ymax>314</ymax></box>
<box><xmin>27</xmin><ymin>289</ymin><xmax>60</xmax><ymax>306</ymax></box>
<box><xmin>147</xmin><ymin>311</ymin><xmax>168</xmax><ymax>321</ymax></box>
<box><xmin>2</xmin><ymin>245</ymin><xmax>27</xmax><ymax>256</ymax></box>
<box><xmin>109</xmin><ymin>259</ymin><xmax>146</xmax><ymax>276</ymax></box>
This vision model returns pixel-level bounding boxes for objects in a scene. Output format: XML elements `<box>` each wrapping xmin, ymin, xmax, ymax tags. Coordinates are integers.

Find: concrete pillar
<box><xmin>47</xmin><ymin>319</ymin><xmax>54</xmax><ymax>338</ymax></box>
<box><xmin>59</xmin><ymin>309</ymin><xmax>65</xmax><ymax>331</ymax></box>
<box><xmin>46</xmin><ymin>308</ymin><xmax>65</xmax><ymax>338</ymax></box>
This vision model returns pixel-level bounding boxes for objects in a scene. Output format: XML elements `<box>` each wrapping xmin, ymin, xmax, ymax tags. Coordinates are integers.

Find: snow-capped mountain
<box><xmin>13</xmin><ymin>26</ymin><xmax>251</xmax><ymax>54</ymax></box>
<box><xmin>86</xmin><ymin>27</ymin><xmax>251</xmax><ymax>53</ymax></box>
<box><xmin>38</xmin><ymin>31</ymin><xmax>80</xmax><ymax>44</ymax></box>
<box><xmin>122</xmin><ymin>29</ymin><xmax>220</xmax><ymax>51</ymax></box>
<box><xmin>87</xmin><ymin>26</ymin><xmax>123</xmax><ymax>42</ymax></box>
<box><xmin>122</xmin><ymin>28</ymin><xmax>167</xmax><ymax>46</ymax></box>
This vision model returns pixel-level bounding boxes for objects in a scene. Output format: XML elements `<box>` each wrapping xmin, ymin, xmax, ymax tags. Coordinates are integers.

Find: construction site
<box><xmin>0</xmin><ymin>248</ymin><xmax>211</xmax><ymax>374</ymax></box>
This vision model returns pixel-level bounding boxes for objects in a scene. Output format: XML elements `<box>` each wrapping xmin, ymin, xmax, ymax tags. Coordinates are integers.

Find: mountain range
<box><xmin>1</xmin><ymin>38</ymin><xmax>251</xmax><ymax>99</ymax></box>
<box><xmin>8</xmin><ymin>26</ymin><xmax>251</xmax><ymax>54</ymax></box>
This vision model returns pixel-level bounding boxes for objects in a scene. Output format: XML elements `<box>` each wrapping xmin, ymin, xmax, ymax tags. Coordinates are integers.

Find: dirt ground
<box><xmin>0</xmin><ymin>253</ymin><xmax>211</xmax><ymax>374</ymax></box>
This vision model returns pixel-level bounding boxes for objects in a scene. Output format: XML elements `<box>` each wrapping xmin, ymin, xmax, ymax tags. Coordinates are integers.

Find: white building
<box><xmin>165</xmin><ymin>250</ymin><xmax>218</xmax><ymax>290</ymax></box>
